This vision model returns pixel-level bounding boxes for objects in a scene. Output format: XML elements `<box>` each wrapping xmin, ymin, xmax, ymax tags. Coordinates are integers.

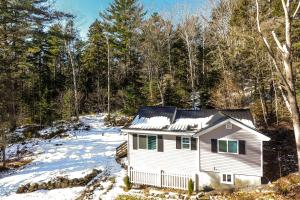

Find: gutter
<box><xmin>121</xmin><ymin>128</ymin><xmax>197</xmax><ymax>136</ymax></box>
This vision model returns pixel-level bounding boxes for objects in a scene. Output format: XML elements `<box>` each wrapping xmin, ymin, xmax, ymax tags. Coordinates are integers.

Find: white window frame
<box><xmin>181</xmin><ymin>136</ymin><xmax>191</xmax><ymax>150</ymax></box>
<box><xmin>226</xmin><ymin>122</ymin><xmax>232</xmax><ymax>129</ymax></box>
<box><xmin>220</xmin><ymin>173</ymin><xmax>234</xmax><ymax>184</ymax></box>
<box><xmin>137</xmin><ymin>134</ymin><xmax>157</xmax><ymax>151</ymax></box>
<box><xmin>217</xmin><ymin>139</ymin><xmax>239</xmax><ymax>154</ymax></box>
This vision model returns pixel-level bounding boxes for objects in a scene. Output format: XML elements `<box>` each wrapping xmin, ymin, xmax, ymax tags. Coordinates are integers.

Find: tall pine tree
<box><xmin>101</xmin><ymin>0</ymin><xmax>145</xmax><ymax>114</ymax></box>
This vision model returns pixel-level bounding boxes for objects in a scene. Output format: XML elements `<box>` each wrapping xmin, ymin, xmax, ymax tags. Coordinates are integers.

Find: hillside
<box><xmin>0</xmin><ymin>114</ymin><xmax>126</xmax><ymax>200</ymax></box>
<box><xmin>211</xmin><ymin>173</ymin><xmax>300</xmax><ymax>200</ymax></box>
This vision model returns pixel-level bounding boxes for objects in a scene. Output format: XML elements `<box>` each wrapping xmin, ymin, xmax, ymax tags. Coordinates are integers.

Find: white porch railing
<box><xmin>129</xmin><ymin>167</ymin><xmax>196</xmax><ymax>190</ymax></box>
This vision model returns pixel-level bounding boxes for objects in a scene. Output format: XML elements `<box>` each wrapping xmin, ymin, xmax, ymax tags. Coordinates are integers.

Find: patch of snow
<box><xmin>100</xmin><ymin>169</ymin><xmax>127</xmax><ymax>200</ymax></box>
<box><xmin>0</xmin><ymin>114</ymin><xmax>126</xmax><ymax>200</ymax></box>
<box><xmin>168</xmin><ymin>115</ymin><xmax>214</xmax><ymax>131</ymax></box>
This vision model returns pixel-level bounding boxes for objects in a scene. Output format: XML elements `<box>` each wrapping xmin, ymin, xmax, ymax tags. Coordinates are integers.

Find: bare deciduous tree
<box><xmin>210</xmin><ymin>71</ymin><xmax>245</xmax><ymax>109</ymax></box>
<box><xmin>65</xmin><ymin>21</ymin><xmax>79</xmax><ymax>121</ymax></box>
<box><xmin>104</xmin><ymin>34</ymin><xmax>111</xmax><ymax>119</ymax></box>
<box><xmin>179</xmin><ymin>15</ymin><xmax>201</xmax><ymax>108</ymax></box>
<box><xmin>140</xmin><ymin>15</ymin><xmax>172</xmax><ymax>105</ymax></box>
<box><xmin>256</xmin><ymin>0</ymin><xmax>300</xmax><ymax>171</ymax></box>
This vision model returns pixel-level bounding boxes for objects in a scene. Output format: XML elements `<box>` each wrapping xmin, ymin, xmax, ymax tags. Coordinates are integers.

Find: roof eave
<box><xmin>121</xmin><ymin>128</ymin><xmax>197</xmax><ymax>135</ymax></box>
<box><xmin>193</xmin><ymin>118</ymin><xmax>271</xmax><ymax>141</ymax></box>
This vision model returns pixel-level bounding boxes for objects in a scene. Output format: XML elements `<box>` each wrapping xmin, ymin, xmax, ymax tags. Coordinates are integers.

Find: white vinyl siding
<box><xmin>199</xmin><ymin>123</ymin><xmax>263</xmax><ymax>176</ymax></box>
<box><xmin>128</xmin><ymin>134</ymin><xmax>198</xmax><ymax>173</ymax></box>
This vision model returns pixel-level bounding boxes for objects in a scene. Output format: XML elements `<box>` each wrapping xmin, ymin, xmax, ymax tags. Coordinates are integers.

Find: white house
<box><xmin>121</xmin><ymin>106</ymin><xmax>270</xmax><ymax>190</ymax></box>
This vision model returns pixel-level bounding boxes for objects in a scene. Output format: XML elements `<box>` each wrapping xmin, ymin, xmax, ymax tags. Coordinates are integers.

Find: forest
<box><xmin>0</xmin><ymin>0</ymin><xmax>300</xmax><ymax>131</ymax></box>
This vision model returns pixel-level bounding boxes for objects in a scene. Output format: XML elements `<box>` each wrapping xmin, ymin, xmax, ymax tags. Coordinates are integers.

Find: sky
<box><xmin>54</xmin><ymin>0</ymin><xmax>209</xmax><ymax>39</ymax></box>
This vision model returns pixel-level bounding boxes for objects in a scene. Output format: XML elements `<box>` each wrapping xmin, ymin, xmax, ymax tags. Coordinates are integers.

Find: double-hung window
<box><xmin>147</xmin><ymin>135</ymin><xmax>157</xmax><ymax>150</ymax></box>
<box><xmin>218</xmin><ymin>140</ymin><xmax>238</xmax><ymax>154</ymax></box>
<box><xmin>182</xmin><ymin>137</ymin><xmax>190</xmax><ymax>149</ymax></box>
<box><xmin>221</xmin><ymin>173</ymin><xmax>234</xmax><ymax>184</ymax></box>
<box><xmin>138</xmin><ymin>135</ymin><xmax>157</xmax><ymax>150</ymax></box>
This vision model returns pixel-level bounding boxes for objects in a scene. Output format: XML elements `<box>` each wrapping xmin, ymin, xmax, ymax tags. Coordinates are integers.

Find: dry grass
<box><xmin>115</xmin><ymin>195</ymin><xmax>144</xmax><ymax>200</ymax></box>
<box><xmin>0</xmin><ymin>159</ymin><xmax>33</xmax><ymax>170</ymax></box>
<box><xmin>217</xmin><ymin>173</ymin><xmax>300</xmax><ymax>200</ymax></box>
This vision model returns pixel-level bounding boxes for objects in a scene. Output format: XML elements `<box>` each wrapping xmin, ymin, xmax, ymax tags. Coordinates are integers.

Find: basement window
<box><xmin>221</xmin><ymin>173</ymin><xmax>234</xmax><ymax>184</ymax></box>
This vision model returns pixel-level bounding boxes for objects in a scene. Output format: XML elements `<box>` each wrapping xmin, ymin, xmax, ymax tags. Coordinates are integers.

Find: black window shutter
<box><xmin>176</xmin><ymin>136</ymin><xmax>181</xmax><ymax>149</ymax></box>
<box><xmin>239</xmin><ymin>140</ymin><xmax>246</xmax><ymax>154</ymax></box>
<box><xmin>158</xmin><ymin>135</ymin><xmax>164</xmax><ymax>152</ymax></box>
<box><xmin>191</xmin><ymin>138</ymin><xmax>197</xmax><ymax>150</ymax></box>
<box><xmin>133</xmin><ymin>134</ymin><xmax>137</xmax><ymax>150</ymax></box>
<box><xmin>211</xmin><ymin>139</ymin><xmax>217</xmax><ymax>153</ymax></box>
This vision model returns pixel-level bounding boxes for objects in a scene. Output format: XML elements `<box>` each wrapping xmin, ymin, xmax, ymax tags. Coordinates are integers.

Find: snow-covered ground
<box><xmin>0</xmin><ymin>114</ymin><xmax>127</xmax><ymax>200</ymax></box>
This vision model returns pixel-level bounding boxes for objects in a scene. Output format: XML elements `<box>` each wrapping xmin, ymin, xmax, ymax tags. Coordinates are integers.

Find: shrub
<box><xmin>109</xmin><ymin>176</ymin><xmax>116</xmax><ymax>184</ymax></box>
<box><xmin>287</xmin><ymin>173</ymin><xmax>300</xmax><ymax>185</ymax></box>
<box><xmin>123</xmin><ymin>175</ymin><xmax>131</xmax><ymax>191</ymax></box>
<box><xmin>235</xmin><ymin>178</ymin><xmax>250</xmax><ymax>189</ymax></box>
<box><xmin>275</xmin><ymin>177</ymin><xmax>290</xmax><ymax>195</ymax></box>
<box><xmin>188</xmin><ymin>179</ymin><xmax>194</xmax><ymax>195</ymax></box>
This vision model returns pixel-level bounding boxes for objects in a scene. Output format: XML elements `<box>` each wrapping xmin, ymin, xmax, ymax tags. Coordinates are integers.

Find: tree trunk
<box><xmin>273</xmin><ymin>81</ymin><xmax>279</xmax><ymax>125</ymax></box>
<box><xmin>256</xmin><ymin>0</ymin><xmax>300</xmax><ymax>171</ymax></box>
<box><xmin>97</xmin><ymin>76</ymin><xmax>101</xmax><ymax>111</ymax></box>
<box><xmin>106</xmin><ymin>36</ymin><xmax>111</xmax><ymax>120</ymax></box>
<box><xmin>157</xmin><ymin>81</ymin><xmax>164</xmax><ymax>106</ymax></box>
<box><xmin>185</xmin><ymin>33</ymin><xmax>195</xmax><ymax>108</ymax></box>
<box><xmin>202</xmin><ymin>35</ymin><xmax>205</xmax><ymax>76</ymax></box>
<box><xmin>149</xmin><ymin>69</ymin><xmax>153</xmax><ymax>102</ymax></box>
<box><xmin>287</xmin><ymin>93</ymin><xmax>300</xmax><ymax>170</ymax></box>
<box><xmin>168</xmin><ymin>38</ymin><xmax>172</xmax><ymax>76</ymax></box>
<box><xmin>2</xmin><ymin>147</ymin><xmax>6</xmax><ymax>168</ymax></box>
<box><xmin>65</xmin><ymin>41</ymin><xmax>79</xmax><ymax>121</ymax></box>
<box><xmin>258</xmin><ymin>83</ymin><xmax>268</xmax><ymax>127</ymax></box>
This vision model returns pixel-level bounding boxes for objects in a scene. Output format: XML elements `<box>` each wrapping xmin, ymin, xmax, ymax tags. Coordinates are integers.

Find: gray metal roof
<box><xmin>128</xmin><ymin>106</ymin><xmax>255</xmax><ymax>131</ymax></box>
<box><xmin>175</xmin><ymin>109</ymin><xmax>218</xmax><ymax>120</ymax></box>
<box><xmin>221</xmin><ymin>109</ymin><xmax>254</xmax><ymax>122</ymax></box>
<box><xmin>136</xmin><ymin>106</ymin><xmax>176</xmax><ymax>121</ymax></box>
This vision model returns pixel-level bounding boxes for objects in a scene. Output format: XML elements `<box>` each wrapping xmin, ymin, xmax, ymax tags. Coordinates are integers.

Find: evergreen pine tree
<box><xmin>101</xmin><ymin>0</ymin><xmax>145</xmax><ymax>113</ymax></box>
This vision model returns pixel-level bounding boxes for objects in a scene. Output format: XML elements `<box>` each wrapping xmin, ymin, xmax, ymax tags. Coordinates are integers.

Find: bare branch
<box><xmin>278</xmin><ymin>85</ymin><xmax>292</xmax><ymax>114</ymax></box>
<box><xmin>272</xmin><ymin>31</ymin><xmax>285</xmax><ymax>53</ymax></box>
<box><xmin>255</xmin><ymin>0</ymin><xmax>293</xmax><ymax>95</ymax></box>
<box><xmin>255</xmin><ymin>0</ymin><xmax>274</xmax><ymax>56</ymax></box>
<box><xmin>293</xmin><ymin>1</ymin><xmax>300</xmax><ymax>18</ymax></box>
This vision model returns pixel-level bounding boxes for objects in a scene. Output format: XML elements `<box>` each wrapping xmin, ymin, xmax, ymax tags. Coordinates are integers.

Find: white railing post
<box><xmin>159</xmin><ymin>170</ymin><xmax>162</xmax><ymax>188</ymax></box>
<box><xmin>127</xmin><ymin>169</ymin><xmax>196</xmax><ymax>190</ymax></box>
<box><xmin>194</xmin><ymin>173</ymin><xmax>197</xmax><ymax>191</ymax></box>
<box><xmin>128</xmin><ymin>166</ymin><xmax>131</xmax><ymax>182</ymax></box>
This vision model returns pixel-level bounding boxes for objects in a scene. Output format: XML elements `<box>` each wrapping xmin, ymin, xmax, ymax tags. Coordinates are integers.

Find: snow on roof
<box><xmin>130</xmin><ymin>115</ymin><xmax>170</xmax><ymax>129</ymax></box>
<box><xmin>168</xmin><ymin>115</ymin><xmax>214</xmax><ymax>131</ymax></box>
